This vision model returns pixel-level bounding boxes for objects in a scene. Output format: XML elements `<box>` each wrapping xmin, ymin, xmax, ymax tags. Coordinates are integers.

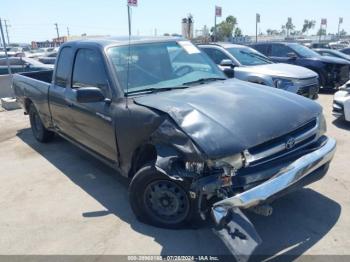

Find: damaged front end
<box><xmin>132</xmin><ymin>83</ymin><xmax>336</xmax><ymax>260</ymax></box>
<box><xmin>210</xmin><ymin>137</ymin><xmax>336</xmax><ymax>260</ymax></box>
<box><xmin>152</xmin><ymin>120</ymin><xmax>336</xmax><ymax>260</ymax></box>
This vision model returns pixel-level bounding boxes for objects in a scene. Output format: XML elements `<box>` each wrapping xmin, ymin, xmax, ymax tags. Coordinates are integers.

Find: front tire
<box><xmin>29</xmin><ymin>104</ymin><xmax>55</xmax><ymax>143</ymax></box>
<box><xmin>129</xmin><ymin>164</ymin><xmax>198</xmax><ymax>229</ymax></box>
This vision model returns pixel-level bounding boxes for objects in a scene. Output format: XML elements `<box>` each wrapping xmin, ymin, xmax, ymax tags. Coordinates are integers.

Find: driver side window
<box><xmin>271</xmin><ymin>44</ymin><xmax>293</xmax><ymax>57</ymax></box>
<box><xmin>72</xmin><ymin>49</ymin><xmax>110</xmax><ymax>97</ymax></box>
<box><xmin>202</xmin><ymin>48</ymin><xmax>230</xmax><ymax>64</ymax></box>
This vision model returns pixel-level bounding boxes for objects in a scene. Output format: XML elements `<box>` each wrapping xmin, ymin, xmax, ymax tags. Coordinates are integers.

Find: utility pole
<box><xmin>54</xmin><ymin>23</ymin><xmax>60</xmax><ymax>46</ymax></box>
<box><xmin>4</xmin><ymin>20</ymin><xmax>10</xmax><ymax>45</ymax></box>
<box><xmin>67</xmin><ymin>26</ymin><xmax>70</xmax><ymax>38</ymax></box>
<box><xmin>214</xmin><ymin>13</ymin><xmax>217</xmax><ymax>42</ymax></box>
<box><xmin>0</xmin><ymin>18</ymin><xmax>12</xmax><ymax>75</ymax></box>
<box><xmin>256</xmin><ymin>14</ymin><xmax>260</xmax><ymax>42</ymax></box>
<box><xmin>214</xmin><ymin>6</ymin><xmax>222</xmax><ymax>42</ymax></box>
<box><xmin>338</xmin><ymin>17</ymin><xmax>343</xmax><ymax>40</ymax></box>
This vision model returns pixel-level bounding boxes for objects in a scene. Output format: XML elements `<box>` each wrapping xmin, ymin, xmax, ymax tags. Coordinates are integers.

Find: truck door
<box><xmin>49</xmin><ymin>46</ymin><xmax>74</xmax><ymax>133</ymax></box>
<box><xmin>270</xmin><ymin>43</ymin><xmax>298</xmax><ymax>64</ymax></box>
<box><xmin>64</xmin><ymin>48</ymin><xmax>117</xmax><ymax>162</ymax></box>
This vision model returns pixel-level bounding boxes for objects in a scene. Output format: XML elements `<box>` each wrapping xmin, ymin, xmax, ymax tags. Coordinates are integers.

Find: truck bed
<box><xmin>13</xmin><ymin>70</ymin><xmax>54</xmax><ymax>127</ymax></box>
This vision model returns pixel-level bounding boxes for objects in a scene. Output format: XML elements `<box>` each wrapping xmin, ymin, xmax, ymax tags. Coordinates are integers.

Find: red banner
<box><xmin>128</xmin><ymin>0</ymin><xmax>137</xmax><ymax>6</ymax></box>
<box><xmin>215</xmin><ymin>6</ymin><xmax>222</xmax><ymax>17</ymax></box>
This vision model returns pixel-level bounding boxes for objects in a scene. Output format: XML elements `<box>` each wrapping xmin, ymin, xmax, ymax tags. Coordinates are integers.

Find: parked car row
<box><xmin>249</xmin><ymin>42</ymin><xmax>350</xmax><ymax>90</ymax></box>
<box><xmin>13</xmin><ymin>37</ymin><xmax>337</xmax><ymax>259</ymax></box>
<box><xmin>0</xmin><ymin>57</ymin><xmax>53</xmax><ymax>75</ymax></box>
<box><xmin>199</xmin><ymin>43</ymin><xmax>319</xmax><ymax>99</ymax></box>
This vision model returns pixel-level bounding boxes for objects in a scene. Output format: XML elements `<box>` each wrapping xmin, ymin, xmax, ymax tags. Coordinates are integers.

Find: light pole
<box><xmin>256</xmin><ymin>14</ymin><xmax>260</xmax><ymax>42</ymax></box>
<box><xmin>0</xmin><ymin>18</ymin><xmax>11</xmax><ymax>75</ymax></box>
<box><xmin>214</xmin><ymin>6</ymin><xmax>222</xmax><ymax>42</ymax></box>
<box><xmin>338</xmin><ymin>17</ymin><xmax>343</xmax><ymax>40</ymax></box>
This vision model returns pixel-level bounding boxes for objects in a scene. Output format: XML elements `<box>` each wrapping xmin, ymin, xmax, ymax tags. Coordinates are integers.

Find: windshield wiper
<box><xmin>125</xmin><ymin>86</ymin><xmax>189</xmax><ymax>96</ymax></box>
<box><xmin>182</xmin><ymin>77</ymin><xmax>226</xmax><ymax>86</ymax></box>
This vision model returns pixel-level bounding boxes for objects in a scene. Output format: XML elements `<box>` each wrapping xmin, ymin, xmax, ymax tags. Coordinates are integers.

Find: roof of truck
<box><xmin>63</xmin><ymin>36</ymin><xmax>184</xmax><ymax>48</ymax></box>
<box><xmin>198</xmin><ymin>42</ymin><xmax>248</xmax><ymax>49</ymax></box>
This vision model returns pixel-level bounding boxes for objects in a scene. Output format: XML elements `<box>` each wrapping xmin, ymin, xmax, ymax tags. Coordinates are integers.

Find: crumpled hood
<box><xmin>134</xmin><ymin>79</ymin><xmax>322</xmax><ymax>158</ymax></box>
<box><xmin>236</xmin><ymin>63</ymin><xmax>317</xmax><ymax>79</ymax></box>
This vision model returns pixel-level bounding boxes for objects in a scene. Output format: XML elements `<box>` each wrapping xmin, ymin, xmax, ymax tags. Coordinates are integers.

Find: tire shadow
<box><xmin>332</xmin><ymin>117</ymin><xmax>350</xmax><ymax>131</ymax></box>
<box><xmin>17</xmin><ymin>128</ymin><xmax>341</xmax><ymax>260</ymax></box>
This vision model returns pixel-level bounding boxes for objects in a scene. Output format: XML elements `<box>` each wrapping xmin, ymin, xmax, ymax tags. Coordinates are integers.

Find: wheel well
<box><xmin>24</xmin><ymin>98</ymin><xmax>33</xmax><ymax>113</ymax></box>
<box><xmin>129</xmin><ymin>144</ymin><xmax>157</xmax><ymax>178</ymax></box>
<box><xmin>308</xmin><ymin>68</ymin><xmax>325</xmax><ymax>86</ymax></box>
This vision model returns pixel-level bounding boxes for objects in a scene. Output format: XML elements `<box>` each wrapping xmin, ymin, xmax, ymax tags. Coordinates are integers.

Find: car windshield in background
<box><xmin>288</xmin><ymin>43</ymin><xmax>320</xmax><ymax>58</ymax></box>
<box><xmin>107</xmin><ymin>41</ymin><xmax>225</xmax><ymax>94</ymax></box>
<box><xmin>227</xmin><ymin>47</ymin><xmax>272</xmax><ymax>66</ymax></box>
<box><xmin>329</xmin><ymin>50</ymin><xmax>350</xmax><ymax>60</ymax></box>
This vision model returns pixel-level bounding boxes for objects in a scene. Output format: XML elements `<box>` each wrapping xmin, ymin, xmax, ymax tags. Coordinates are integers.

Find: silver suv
<box><xmin>199</xmin><ymin>43</ymin><xmax>319</xmax><ymax>99</ymax></box>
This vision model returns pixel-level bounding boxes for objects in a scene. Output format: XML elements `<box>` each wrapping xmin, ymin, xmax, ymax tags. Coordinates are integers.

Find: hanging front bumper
<box><xmin>212</xmin><ymin>137</ymin><xmax>336</xmax><ymax>224</ymax></box>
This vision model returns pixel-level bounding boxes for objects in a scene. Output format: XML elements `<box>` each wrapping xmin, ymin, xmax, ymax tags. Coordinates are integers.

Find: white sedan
<box><xmin>333</xmin><ymin>80</ymin><xmax>350</xmax><ymax>121</ymax></box>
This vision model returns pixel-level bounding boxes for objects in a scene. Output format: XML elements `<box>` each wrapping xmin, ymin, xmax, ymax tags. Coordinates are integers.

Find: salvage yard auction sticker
<box><xmin>178</xmin><ymin>41</ymin><xmax>201</xmax><ymax>54</ymax></box>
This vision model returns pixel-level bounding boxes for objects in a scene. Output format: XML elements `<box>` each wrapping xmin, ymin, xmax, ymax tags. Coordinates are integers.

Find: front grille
<box><xmin>246</xmin><ymin>118</ymin><xmax>318</xmax><ymax>166</ymax></box>
<box><xmin>335</xmin><ymin>65</ymin><xmax>350</xmax><ymax>86</ymax></box>
<box><xmin>297</xmin><ymin>84</ymin><xmax>319</xmax><ymax>98</ymax></box>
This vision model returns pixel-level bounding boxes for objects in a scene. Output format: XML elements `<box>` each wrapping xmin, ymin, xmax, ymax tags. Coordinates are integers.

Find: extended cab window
<box><xmin>55</xmin><ymin>47</ymin><xmax>73</xmax><ymax>88</ymax></box>
<box><xmin>271</xmin><ymin>44</ymin><xmax>292</xmax><ymax>57</ymax></box>
<box><xmin>72</xmin><ymin>49</ymin><xmax>109</xmax><ymax>97</ymax></box>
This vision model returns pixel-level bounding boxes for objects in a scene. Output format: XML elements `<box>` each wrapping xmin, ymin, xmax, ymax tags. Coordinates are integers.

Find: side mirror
<box><xmin>287</xmin><ymin>52</ymin><xmax>297</xmax><ymax>59</ymax></box>
<box><xmin>220</xmin><ymin>59</ymin><xmax>235</xmax><ymax>68</ymax></box>
<box><xmin>223</xmin><ymin>68</ymin><xmax>235</xmax><ymax>78</ymax></box>
<box><xmin>75</xmin><ymin>87</ymin><xmax>105</xmax><ymax>103</ymax></box>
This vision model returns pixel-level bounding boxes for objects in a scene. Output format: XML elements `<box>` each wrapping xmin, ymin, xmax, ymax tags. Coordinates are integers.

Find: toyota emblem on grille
<box><xmin>285</xmin><ymin>137</ymin><xmax>296</xmax><ymax>150</ymax></box>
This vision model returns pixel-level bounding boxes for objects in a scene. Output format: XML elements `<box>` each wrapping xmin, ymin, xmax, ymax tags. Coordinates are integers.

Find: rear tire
<box><xmin>129</xmin><ymin>164</ymin><xmax>199</xmax><ymax>229</ymax></box>
<box><xmin>29</xmin><ymin>104</ymin><xmax>54</xmax><ymax>143</ymax></box>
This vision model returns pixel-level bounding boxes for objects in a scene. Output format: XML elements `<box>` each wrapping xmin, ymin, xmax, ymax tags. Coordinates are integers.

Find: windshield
<box><xmin>328</xmin><ymin>50</ymin><xmax>350</xmax><ymax>60</ymax></box>
<box><xmin>288</xmin><ymin>43</ymin><xmax>320</xmax><ymax>58</ymax></box>
<box><xmin>226</xmin><ymin>47</ymin><xmax>272</xmax><ymax>66</ymax></box>
<box><xmin>107</xmin><ymin>41</ymin><xmax>225</xmax><ymax>94</ymax></box>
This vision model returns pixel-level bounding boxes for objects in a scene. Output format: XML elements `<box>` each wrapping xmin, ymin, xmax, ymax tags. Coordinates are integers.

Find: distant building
<box><xmin>31</xmin><ymin>34</ymin><xmax>110</xmax><ymax>49</ymax></box>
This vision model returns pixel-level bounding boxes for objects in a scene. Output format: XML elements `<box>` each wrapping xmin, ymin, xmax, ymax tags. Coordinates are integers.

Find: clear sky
<box><xmin>1</xmin><ymin>0</ymin><xmax>349</xmax><ymax>43</ymax></box>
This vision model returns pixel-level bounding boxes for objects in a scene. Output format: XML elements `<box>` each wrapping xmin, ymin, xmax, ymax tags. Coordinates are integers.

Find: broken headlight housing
<box><xmin>208</xmin><ymin>153</ymin><xmax>245</xmax><ymax>176</ymax></box>
<box><xmin>185</xmin><ymin>153</ymin><xmax>245</xmax><ymax>176</ymax></box>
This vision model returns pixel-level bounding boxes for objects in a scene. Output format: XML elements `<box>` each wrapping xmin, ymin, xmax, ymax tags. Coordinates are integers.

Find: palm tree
<box><xmin>302</xmin><ymin>20</ymin><xmax>316</xmax><ymax>35</ymax></box>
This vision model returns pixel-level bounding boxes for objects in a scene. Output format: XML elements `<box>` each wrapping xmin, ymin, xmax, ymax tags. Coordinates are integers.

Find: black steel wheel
<box><xmin>29</xmin><ymin>104</ymin><xmax>55</xmax><ymax>143</ymax></box>
<box><xmin>143</xmin><ymin>180</ymin><xmax>190</xmax><ymax>225</ymax></box>
<box><xmin>129</xmin><ymin>164</ymin><xmax>198</xmax><ymax>229</ymax></box>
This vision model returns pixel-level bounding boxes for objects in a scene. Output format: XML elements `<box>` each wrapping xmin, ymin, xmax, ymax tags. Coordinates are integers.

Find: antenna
<box><xmin>125</xmin><ymin>3</ymin><xmax>132</xmax><ymax>109</ymax></box>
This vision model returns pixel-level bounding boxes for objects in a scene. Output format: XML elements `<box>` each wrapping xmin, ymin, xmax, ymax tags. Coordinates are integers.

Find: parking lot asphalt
<box><xmin>0</xmin><ymin>93</ymin><xmax>349</xmax><ymax>258</ymax></box>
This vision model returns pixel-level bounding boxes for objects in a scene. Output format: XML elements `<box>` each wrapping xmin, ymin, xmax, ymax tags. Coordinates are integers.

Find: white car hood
<box><xmin>236</xmin><ymin>63</ymin><xmax>317</xmax><ymax>79</ymax></box>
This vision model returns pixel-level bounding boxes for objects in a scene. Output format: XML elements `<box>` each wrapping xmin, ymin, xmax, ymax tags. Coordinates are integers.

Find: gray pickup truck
<box><xmin>13</xmin><ymin>37</ymin><xmax>336</xmax><ymax>258</ymax></box>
